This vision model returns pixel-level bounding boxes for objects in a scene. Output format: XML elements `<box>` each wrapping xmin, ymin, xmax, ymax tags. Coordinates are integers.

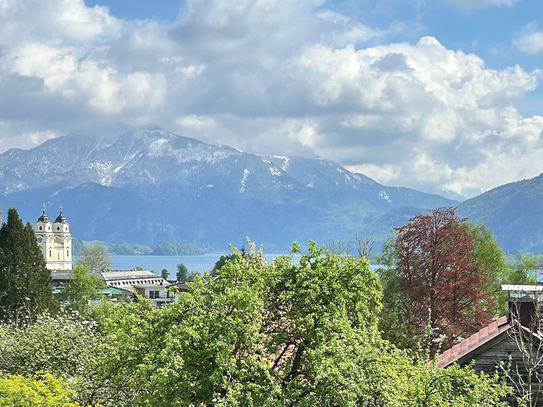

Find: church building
<box><xmin>35</xmin><ymin>204</ymin><xmax>73</xmax><ymax>270</ymax></box>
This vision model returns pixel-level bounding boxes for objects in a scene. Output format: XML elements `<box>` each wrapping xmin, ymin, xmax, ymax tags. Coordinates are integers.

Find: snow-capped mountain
<box><xmin>1</xmin><ymin>127</ymin><xmax>456</xmax><ymax>250</ymax></box>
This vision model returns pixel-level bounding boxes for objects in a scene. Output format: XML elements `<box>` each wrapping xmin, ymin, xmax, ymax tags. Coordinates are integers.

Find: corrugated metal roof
<box><xmin>437</xmin><ymin>315</ymin><xmax>511</xmax><ymax>370</ymax></box>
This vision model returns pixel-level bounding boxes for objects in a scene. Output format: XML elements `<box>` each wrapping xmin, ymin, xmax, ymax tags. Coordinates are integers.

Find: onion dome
<box><xmin>54</xmin><ymin>205</ymin><xmax>69</xmax><ymax>224</ymax></box>
<box><xmin>37</xmin><ymin>203</ymin><xmax>51</xmax><ymax>223</ymax></box>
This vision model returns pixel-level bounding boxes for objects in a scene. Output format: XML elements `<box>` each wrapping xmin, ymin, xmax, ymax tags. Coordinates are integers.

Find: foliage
<box><xmin>379</xmin><ymin>208</ymin><xmax>495</xmax><ymax>352</ymax></box>
<box><xmin>0</xmin><ymin>207</ymin><xmax>57</xmax><ymax>323</ymax></box>
<box><xmin>408</xmin><ymin>361</ymin><xmax>510</xmax><ymax>407</ymax></box>
<box><xmin>72</xmin><ymin>237</ymin><xmax>84</xmax><ymax>256</ymax></box>
<box><xmin>0</xmin><ymin>311</ymin><xmax>100</xmax><ymax>379</ymax></box>
<box><xmin>57</xmin><ymin>265</ymin><xmax>106</xmax><ymax>315</ymax></box>
<box><xmin>109</xmin><ymin>240</ymin><xmax>135</xmax><ymax>255</ymax></box>
<box><xmin>186</xmin><ymin>271</ymin><xmax>200</xmax><ymax>282</ymax></box>
<box><xmin>79</xmin><ymin>240</ymin><xmax>509</xmax><ymax>407</ymax></box>
<box><xmin>175</xmin><ymin>263</ymin><xmax>188</xmax><ymax>282</ymax></box>
<box><xmin>133</xmin><ymin>244</ymin><xmax>153</xmax><ymax>255</ymax></box>
<box><xmin>76</xmin><ymin>245</ymin><xmax>112</xmax><ymax>271</ymax></box>
<box><xmin>211</xmin><ymin>253</ymin><xmax>241</xmax><ymax>276</ymax></box>
<box><xmin>468</xmin><ymin>222</ymin><xmax>509</xmax><ymax>315</ymax></box>
<box><xmin>160</xmin><ymin>269</ymin><xmax>169</xmax><ymax>280</ymax></box>
<box><xmin>151</xmin><ymin>240</ymin><xmax>203</xmax><ymax>256</ymax></box>
<box><xmin>0</xmin><ymin>372</ymin><xmax>82</xmax><ymax>407</ymax></box>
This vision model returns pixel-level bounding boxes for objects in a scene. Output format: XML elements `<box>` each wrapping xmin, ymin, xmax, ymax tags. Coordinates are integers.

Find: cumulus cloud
<box><xmin>0</xmin><ymin>0</ymin><xmax>541</xmax><ymax>198</ymax></box>
<box><xmin>514</xmin><ymin>23</ymin><xmax>543</xmax><ymax>55</ymax></box>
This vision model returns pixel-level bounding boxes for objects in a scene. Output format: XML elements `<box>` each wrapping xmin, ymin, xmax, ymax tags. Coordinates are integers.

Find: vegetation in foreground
<box><xmin>2</xmin><ymin>206</ymin><xmax>540</xmax><ymax>405</ymax></box>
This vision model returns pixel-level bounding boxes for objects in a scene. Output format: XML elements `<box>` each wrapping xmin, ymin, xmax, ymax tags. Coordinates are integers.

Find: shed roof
<box><xmin>437</xmin><ymin>315</ymin><xmax>511</xmax><ymax>370</ymax></box>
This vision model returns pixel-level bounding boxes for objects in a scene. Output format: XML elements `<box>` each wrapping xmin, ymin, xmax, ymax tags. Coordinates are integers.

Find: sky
<box><xmin>0</xmin><ymin>0</ymin><xmax>543</xmax><ymax>198</ymax></box>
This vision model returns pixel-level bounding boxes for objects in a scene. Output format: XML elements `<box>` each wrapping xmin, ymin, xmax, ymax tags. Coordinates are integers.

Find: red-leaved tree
<box><xmin>379</xmin><ymin>207</ymin><xmax>494</xmax><ymax>352</ymax></box>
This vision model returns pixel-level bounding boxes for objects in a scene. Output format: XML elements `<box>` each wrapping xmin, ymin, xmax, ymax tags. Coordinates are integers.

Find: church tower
<box><xmin>36</xmin><ymin>204</ymin><xmax>72</xmax><ymax>270</ymax></box>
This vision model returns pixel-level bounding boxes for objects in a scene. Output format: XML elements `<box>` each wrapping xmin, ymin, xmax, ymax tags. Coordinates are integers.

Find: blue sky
<box><xmin>1</xmin><ymin>0</ymin><xmax>543</xmax><ymax>198</ymax></box>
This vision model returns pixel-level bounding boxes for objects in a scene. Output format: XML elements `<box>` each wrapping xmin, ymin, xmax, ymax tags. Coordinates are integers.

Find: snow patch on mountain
<box><xmin>240</xmin><ymin>169</ymin><xmax>250</xmax><ymax>193</ymax></box>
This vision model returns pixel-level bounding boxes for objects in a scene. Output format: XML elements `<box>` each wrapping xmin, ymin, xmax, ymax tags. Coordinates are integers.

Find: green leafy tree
<box><xmin>76</xmin><ymin>244</ymin><xmax>112</xmax><ymax>271</ymax></box>
<box><xmin>161</xmin><ymin>269</ymin><xmax>169</xmax><ymax>280</ymax></box>
<box><xmin>211</xmin><ymin>253</ymin><xmax>240</xmax><ymax>276</ymax></box>
<box><xmin>80</xmin><ymin>240</ymin><xmax>510</xmax><ymax>406</ymax></box>
<box><xmin>58</xmin><ymin>265</ymin><xmax>106</xmax><ymax>315</ymax></box>
<box><xmin>0</xmin><ymin>207</ymin><xmax>57</xmax><ymax>323</ymax></box>
<box><xmin>176</xmin><ymin>263</ymin><xmax>188</xmax><ymax>282</ymax></box>
<box><xmin>0</xmin><ymin>311</ymin><xmax>100</xmax><ymax>379</ymax></box>
<box><xmin>186</xmin><ymin>271</ymin><xmax>199</xmax><ymax>282</ymax></box>
<box><xmin>0</xmin><ymin>372</ymin><xmax>83</xmax><ymax>407</ymax></box>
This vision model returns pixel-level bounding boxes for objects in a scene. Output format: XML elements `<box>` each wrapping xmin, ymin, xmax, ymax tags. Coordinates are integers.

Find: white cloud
<box><xmin>0</xmin><ymin>0</ymin><xmax>541</xmax><ymax>198</ymax></box>
<box><xmin>514</xmin><ymin>23</ymin><xmax>543</xmax><ymax>55</ymax></box>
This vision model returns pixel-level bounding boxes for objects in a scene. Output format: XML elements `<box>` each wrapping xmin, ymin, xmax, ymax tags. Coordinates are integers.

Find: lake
<box><xmin>110</xmin><ymin>253</ymin><xmax>381</xmax><ymax>277</ymax></box>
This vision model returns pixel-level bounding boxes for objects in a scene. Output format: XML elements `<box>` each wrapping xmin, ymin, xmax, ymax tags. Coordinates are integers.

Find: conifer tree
<box><xmin>0</xmin><ymin>207</ymin><xmax>56</xmax><ymax>322</ymax></box>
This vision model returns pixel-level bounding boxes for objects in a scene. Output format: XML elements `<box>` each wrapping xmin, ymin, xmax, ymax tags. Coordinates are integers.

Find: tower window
<box><xmin>57</xmin><ymin>227</ymin><xmax>60</xmax><ymax>231</ymax></box>
<box><xmin>39</xmin><ymin>226</ymin><xmax>42</xmax><ymax>230</ymax></box>
<box><xmin>49</xmin><ymin>250</ymin><xmax>52</xmax><ymax>258</ymax></box>
<box><xmin>67</xmin><ymin>249</ymin><xmax>70</xmax><ymax>258</ymax></box>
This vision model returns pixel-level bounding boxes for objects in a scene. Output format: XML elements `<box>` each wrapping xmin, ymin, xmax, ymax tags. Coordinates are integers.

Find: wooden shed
<box><xmin>438</xmin><ymin>285</ymin><xmax>543</xmax><ymax>406</ymax></box>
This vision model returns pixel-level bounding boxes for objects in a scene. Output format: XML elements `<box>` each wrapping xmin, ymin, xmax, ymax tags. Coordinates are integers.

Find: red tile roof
<box><xmin>437</xmin><ymin>315</ymin><xmax>511</xmax><ymax>370</ymax></box>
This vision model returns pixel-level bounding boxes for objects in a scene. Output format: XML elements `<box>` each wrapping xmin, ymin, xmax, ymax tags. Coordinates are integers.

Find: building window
<box><xmin>39</xmin><ymin>226</ymin><xmax>42</xmax><ymax>230</ymax></box>
<box><xmin>49</xmin><ymin>249</ymin><xmax>52</xmax><ymax>258</ymax></box>
<box><xmin>66</xmin><ymin>249</ymin><xmax>69</xmax><ymax>257</ymax></box>
<box><xmin>149</xmin><ymin>291</ymin><xmax>155</xmax><ymax>299</ymax></box>
<box><xmin>57</xmin><ymin>227</ymin><xmax>60</xmax><ymax>231</ymax></box>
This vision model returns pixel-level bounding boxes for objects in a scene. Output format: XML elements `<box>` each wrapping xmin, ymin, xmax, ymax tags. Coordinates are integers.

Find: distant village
<box><xmin>35</xmin><ymin>204</ymin><xmax>186</xmax><ymax>307</ymax></box>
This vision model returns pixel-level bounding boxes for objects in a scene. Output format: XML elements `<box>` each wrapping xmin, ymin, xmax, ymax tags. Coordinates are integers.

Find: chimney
<box><xmin>502</xmin><ymin>285</ymin><xmax>542</xmax><ymax>330</ymax></box>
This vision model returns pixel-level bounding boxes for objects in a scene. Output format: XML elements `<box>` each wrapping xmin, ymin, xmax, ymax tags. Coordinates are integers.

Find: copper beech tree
<box><xmin>379</xmin><ymin>207</ymin><xmax>495</xmax><ymax>353</ymax></box>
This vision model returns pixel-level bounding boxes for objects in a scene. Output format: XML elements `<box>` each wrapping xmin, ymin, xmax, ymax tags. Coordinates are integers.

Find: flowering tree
<box><xmin>379</xmin><ymin>207</ymin><xmax>495</xmax><ymax>352</ymax></box>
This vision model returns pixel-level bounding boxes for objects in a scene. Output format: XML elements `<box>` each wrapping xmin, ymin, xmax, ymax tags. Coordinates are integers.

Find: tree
<box><xmin>211</xmin><ymin>253</ymin><xmax>240</xmax><ymax>276</ymax></box>
<box><xmin>0</xmin><ymin>311</ymin><xmax>100</xmax><ymax>379</ymax></box>
<box><xmin>469</xmin><ymin>222</ymin><xmax>510</xmax><ymax>315</ymax></box>
<box><xmin>354</xmin><ymin>234</ymin><xmax>376</xmax><ymax>259</ymax></box>
<box><xmin>58</xmin><ymin>265</ymin><xmax>106</xmax><ymax>314</ymax></box>
<box><xmin>161</xmin><ymin>269</ymin><xmax>169</xmax><ymax>280</ymax></box>
<box><xmin>0</xmin><ymin>207</ymin><xmax>57</xmax><ymax>323</ymax></box>
<box><xmin>81</xmin><ymin>240</ymin><xmax>510</xmax><ymax>406</ymax></box>
<box><xmin>76</xmin><ymin>245</ymin><xmax>112</xmax><ymax>271</ymax></box>
<box><xmin>176</xmin><ymin>263</ymin><xmax>188</xmax><ymax>282</ymax></box>
<box><xmin>379</xmin><ymin>207</ymin><xmax>495</xmax><ymax>352</ymax></box>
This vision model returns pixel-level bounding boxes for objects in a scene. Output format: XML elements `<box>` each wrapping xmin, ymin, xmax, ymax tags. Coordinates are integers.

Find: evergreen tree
<box><xmin>0</xmin><ymin>208</ymin><xmax>57</xmax><ymax>322</ymax></box>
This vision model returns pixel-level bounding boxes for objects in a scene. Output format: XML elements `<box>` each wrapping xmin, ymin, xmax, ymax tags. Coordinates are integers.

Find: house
<box><xmin>34</xmin><ymin>205</ymin><xmax>177</xmax><ymax>307</ymax></box>
<box><xmin>99</xmin><ymin>269</ymin><xmax>169</xmax><ymax>289</ymax></box>
<box><xmin>438</xmin><ymin>285</ymin><xmax>543</xmax><ymax>406</ymax></box>
<box><xmin>132</xmin><ymin>284</ymin><xmax>176</xmax><ymax>307</ymax></box>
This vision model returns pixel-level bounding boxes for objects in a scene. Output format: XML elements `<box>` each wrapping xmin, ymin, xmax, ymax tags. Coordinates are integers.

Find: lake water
<box><xmin>110</xmin><ymin>254</ymin><xmax>229</xmax><ymax>274</ymax></box>
<box><xmin>110</xmin><ymin>253</ymin><xmax>381</xmax><ymax>277</ymax></box>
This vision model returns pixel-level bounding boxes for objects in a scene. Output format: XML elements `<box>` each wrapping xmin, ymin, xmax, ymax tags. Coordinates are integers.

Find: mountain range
<box><xmin>0</xmin><ymin>126</ymin><xmax>459</xmax><ymax>252</ymax></box>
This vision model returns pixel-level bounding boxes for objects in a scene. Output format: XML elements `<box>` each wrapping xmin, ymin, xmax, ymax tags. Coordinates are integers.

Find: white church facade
<box><xmin>35</xmin><ymin>204</ymin><xmax>73</xmax><ymax>271</ymax></box>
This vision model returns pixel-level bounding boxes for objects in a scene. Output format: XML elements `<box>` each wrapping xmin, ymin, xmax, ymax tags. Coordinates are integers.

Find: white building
<box><xmin>35</xmin><ymin>204</ymin><xmax>73</xmax><ymax>271</ymax></box>
<box><xmin>99</xmin><ymin>269</ymin><xmax>176</xmax><ymax>307</ymax></box>
<box><xmin>132</xmin><ymin>284</ymin><xmax>176</xmax><ymax>307</ymax></box>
